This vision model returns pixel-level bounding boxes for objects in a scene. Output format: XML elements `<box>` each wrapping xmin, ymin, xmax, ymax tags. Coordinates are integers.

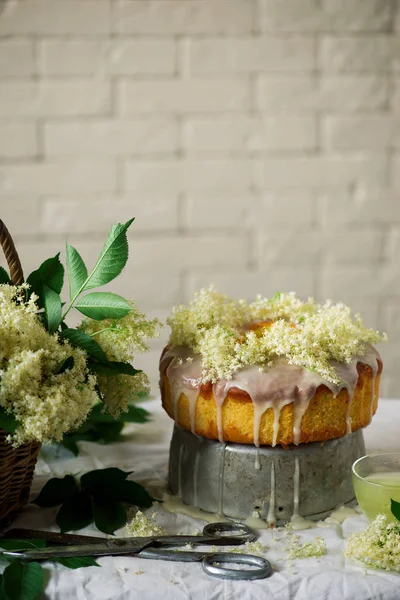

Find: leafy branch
<box><xmin>25</xmin><ymin>219</ymin><xmax>135</xmax><ymax>338</ymax></box>
<box><xmin>61</xmin><ymin>218</ymin><xmax>134</xmax><ymax>324</ymax></box>
<box><xmin>0</xmin><ymin>219</ymin><xmax>144</xmax><ymax>437</ymax></box>
<box><xmin>33</xmin><ymin>468</ymin><xmax>156</xmax><ymax>535</ymax></box>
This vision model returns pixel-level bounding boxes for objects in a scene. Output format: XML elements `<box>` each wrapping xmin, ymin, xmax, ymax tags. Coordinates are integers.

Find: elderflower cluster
<box><xmin>286</xmin><ymin>535</ymin><xmax>326</xmax><ymax>560</ymax></box>
<box><xmin>0</xmin><ymin>284</ymin><xmax>98</xmax><ymax>446</ymax></box>
<box><xmin>227</xmin><ymin>540</ymin><xmax>266</xmax><ymax>557</ymax></box>
<box><xmin>80</xmin><ymin>306</ymin><xmax>161</xmax><ymax>416</ymax></box>
<box><xmin>167</xmin><ymin>287</ymin><xmax>386</xmax><ymax>384</ymax></box>
<box><xmin>126</xmin><ymin>510</ymin><xmax>166</xmax><ymax>537</ymax></box>
<box><xmin>345</xmin><ymin>514</ymin><xmax>400</xmax><ymax>572</ymax></box>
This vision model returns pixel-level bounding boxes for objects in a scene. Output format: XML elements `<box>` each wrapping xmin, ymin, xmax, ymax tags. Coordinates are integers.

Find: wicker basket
<box><xmin>0</xmin><ymin>220</ymin><xmax>41</xmax><ymax>530</ymax></box>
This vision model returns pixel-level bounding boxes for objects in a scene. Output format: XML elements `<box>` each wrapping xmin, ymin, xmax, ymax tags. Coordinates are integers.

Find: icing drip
<box><xmin>366</xmin><ymin>347</ymin><xmax>380</xmax><ymax>423</ymax></box>
<box><xmin>162</xmin><ymin>493</ymin><xmax>224</xmax><ymax>524</ymax></box>
<box><xmin>254</xmin><ymin>448</ymin><xmax>261</xmax><ymax>470</ymax></box>
<box><xmin>325</xmin><ymin>505</ymin><xmax>359</xmax><ymax>525</ymax></box>
<box><xmin>289</xmin><ymin>455</ymin><xmax>314</xmax><ymax>529</ymax></box>
<box><xmin>177</xmin><ymin>444</ymin><xmax>184</xmax><ymax>499</ymax></box>
<box><xmin>369</xmin><ymin>371</ymin><xmax>376</xmax><ymax>424</ymax></box>
<box><xmin>213</xmin><ymin>380</ymin><xmax>228</xmax><ymax>443</ymax></box>
<box><xmin>193</xmin><ymin>446</ymin><xmax>200</xmax><ymax>508</ymax></box>
<box><xmin>267</xmin><ymin>462</ymin><xmax>276</xmax><ymax>526</ymax></box>
<box><xmin>213</xmin><ymin>361</ymin><xmax>322</xmax><ymax>447</ymax></box>
<box><xmin>162</xmin><ymin>347</ymin><xmax>202</xmax><ymax>432</ymax></box>
<box><xmin>162</xmin><ymin>345</ymin><xmax>381</xmax><ymax>445</ymax></box>
<box><xmin>324</xmin><ymin>345</ymin><xmax>381</xmax><ymax>434</ymax></box>
<box><xmin>218</xmin><ymin>444</ymin><xmax>226</xmax><ymax>516</ymax></box>
<box><xmin>293</xmin><ymin>456</ymin><xmax>300</xmax><ymax>517</ymax></box>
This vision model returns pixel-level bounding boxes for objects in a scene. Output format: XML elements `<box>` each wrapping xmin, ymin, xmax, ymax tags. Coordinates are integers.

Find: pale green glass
<box><xmin>352</xmin><ymin>453</ymin><xmax>400</xmax><ymax>521</ymax></box>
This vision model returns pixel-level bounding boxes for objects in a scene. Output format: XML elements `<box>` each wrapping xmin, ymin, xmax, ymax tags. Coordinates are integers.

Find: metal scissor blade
<box><xmin>3</xmin><ymin>529</ymin><xmax>105</xmax><ymax>545</ymax></box>
<box><xmin>2</xmin><ymin>538</ymin><xmax>155</xmax><ymax>561</ymax></box>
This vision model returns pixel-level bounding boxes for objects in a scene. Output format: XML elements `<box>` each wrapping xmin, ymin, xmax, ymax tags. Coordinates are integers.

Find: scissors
<box><xmin>1</xmin><ymin>522</ymin><xmax>272</xmax><ymax>581</ymax></box>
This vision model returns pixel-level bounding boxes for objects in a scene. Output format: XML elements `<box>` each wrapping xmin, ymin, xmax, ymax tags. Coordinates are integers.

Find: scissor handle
<box><xmin>202</xmin><ymin>553</ymin><xmax>272</xmax><ymax>581</ymax></box>
<box><xmin>139</xmin><ymin>548</ymin><xmax>272</xmax><ymax>581</ymax></box>
<box><xmin>202</xmin><ymin>522</ymin><xmax>256</xmax><ymax>543</ymax></box>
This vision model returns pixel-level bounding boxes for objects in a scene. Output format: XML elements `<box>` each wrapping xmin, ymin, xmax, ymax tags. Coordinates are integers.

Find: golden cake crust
<box><xmin>160</xmin><ymin>359</ymin><xmax>382</xmax><ymax>446</ymax></box>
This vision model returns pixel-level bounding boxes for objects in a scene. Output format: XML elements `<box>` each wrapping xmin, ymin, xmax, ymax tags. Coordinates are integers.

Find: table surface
<box><xmin>10</xmin><ymin>397</ymin><xmax>400</xmax><ymax>600</ymax></box>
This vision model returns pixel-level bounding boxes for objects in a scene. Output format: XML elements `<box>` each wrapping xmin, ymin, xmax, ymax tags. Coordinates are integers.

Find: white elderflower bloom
<box><xmin>345</xmin><ymin>514</ymin><xmax>400</xmax><ymax>572</ymax></box>
<box><xmin>0</xmin><ymin>284</ymin><xmax>98</xmax><ymax>446</ymax></box>
<box><xmin>166</xmin><ymin>287</ymin><xmax>386</xmax><ymax>384</ymax></box>
<box><xmin>126</xmin><ymin>510</ymin><xmax>166</xmax><ymax>537</ymax></box>
<box><xmin>286</xmin><ymin>534</ymin><xmax>326</xmax><ymax>560</ymax></box>
<box><xmin>80</xmin><ymin>306</ymin><xmax>161</xmax><ymax>416</ymax></box>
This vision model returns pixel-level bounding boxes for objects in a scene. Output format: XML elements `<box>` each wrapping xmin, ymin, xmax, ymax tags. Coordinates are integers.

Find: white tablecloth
<box><xmin>10</xmin><ymin>397</ymin><xmax>400</xmax><ymax>600</ymax></box>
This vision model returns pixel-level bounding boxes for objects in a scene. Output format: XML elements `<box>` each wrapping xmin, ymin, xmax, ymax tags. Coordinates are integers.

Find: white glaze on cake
<box><xmin>193</xmin><ymin>446</ymin><xmax>200</xmax><ymax>508</ymax></box>
<box><xmin>161</xmin><ymin>345</ymin><xmax>381</xmax><ymax>447</ymax></box>
<box><xmin>218</xmin><ymin>444</ymin><xmax>226</xmax><ymax>516</ymax></box>
<box><xmin>266</xmin><ymin>461</ymin><xmax>276</xmax><ymax>526</ymax></box>
<box><xmin>177</xmin><ymin>443</ymin><xmax>184</xmax><ymax>499</ymax></box>
<box><xmin>161</xmin><ymin>347</ymin><xmax>202</xmax><ymax>433</ymax></box>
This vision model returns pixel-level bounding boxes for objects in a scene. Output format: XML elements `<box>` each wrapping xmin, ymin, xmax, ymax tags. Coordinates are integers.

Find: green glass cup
<box><xmin>352</xmin><ymin>453</ymin><xmax>400</xmax><ymax>521</ymax></box>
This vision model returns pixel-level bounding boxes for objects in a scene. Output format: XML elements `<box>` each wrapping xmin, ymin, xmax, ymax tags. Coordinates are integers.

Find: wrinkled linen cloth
<box><xmin>10</xmin><ymin>397</ymin><xmax>400</xmax><ymax>600</ymax></box>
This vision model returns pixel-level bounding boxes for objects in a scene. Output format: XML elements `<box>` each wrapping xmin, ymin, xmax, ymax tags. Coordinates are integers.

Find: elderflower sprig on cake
<box><xmin>167</xmin><ymin>286</ymin><xmax>386</xmax><ymax>384</ymax></box>
<box><xmin>0</xmin><ymin>218</ymin><xmax>160</xmax><ymax>446</ymax></box>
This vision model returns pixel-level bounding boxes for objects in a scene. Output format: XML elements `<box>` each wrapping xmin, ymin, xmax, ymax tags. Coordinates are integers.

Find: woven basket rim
<box><xmin>0</xmin><ymin>219</ymin><xmax>24</xmax><ymax>285</ymax></box>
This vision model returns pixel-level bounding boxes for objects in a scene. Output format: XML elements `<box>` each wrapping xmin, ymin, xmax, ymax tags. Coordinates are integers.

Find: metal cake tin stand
<box><xmin>168</xmin><ymin>425</ymin><xmax>365</xmax><ymax>525</ymax></box>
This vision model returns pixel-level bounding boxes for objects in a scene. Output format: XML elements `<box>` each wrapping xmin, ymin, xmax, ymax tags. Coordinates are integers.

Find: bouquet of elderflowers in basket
<box><xmin>0</xmin><ymin>218</ymin><xmax>160</xmax><ymax>528</ymax></box>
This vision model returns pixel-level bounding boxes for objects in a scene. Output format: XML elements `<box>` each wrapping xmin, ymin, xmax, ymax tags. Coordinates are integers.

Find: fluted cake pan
<box><xmin>168</xmin><ymin>425</ymin><xmax>365</xmax><ymax>525</ymax></box>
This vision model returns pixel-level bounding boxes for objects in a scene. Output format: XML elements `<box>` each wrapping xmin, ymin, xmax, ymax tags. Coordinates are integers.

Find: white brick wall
<box><xmin>0</xmin><ymin>0</ymin><xmax>399</xmax><ymax>397</ymax></box>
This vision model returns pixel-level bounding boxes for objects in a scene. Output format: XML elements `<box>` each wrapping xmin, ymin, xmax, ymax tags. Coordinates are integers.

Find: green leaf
<box><xmin>55</xmin><ymin>556</ymin><xmax>99</xmax><ymax>570</ymax></box>
<box><xmin>122</xmin><ymin>405</ymin><xmax>151</xmax><ymax>424</ymax></box>
<box><xmin>115</xmin><ymin>480</ymin><xmax>155</xmax><ymax>508</ymax></box>
<box><xmin>59</xmin><ymin>403</ymin><xmax>150</xmax><ymax>455</ymax></box>
<box><xmin>83</xmin><ymin>403</ymin><xmax>123</xmax><ymax>424</ymax></box>
<box><xmin>0</xmin><ymin>407</ymin><xmax>20</xmax><ymax>435</ymax></box>
<box><xmin>81</xmin><ymin>468</ymin><xmax>131</xmax><ymax>495</ymax></box>
<box><xmin>60</xmin><ymin>436</ymin><xmax>86</xmax><ymax>455</ymax></box>
<box><xmin>59</xmin><ymin>439</ymin><xmax>79</xmax><ymax>455</ymax></box>
<box><xmin>59</xmin><ymin>329</ymin><xmax>108</xmax><ymax>364</ymax></box>
<box><xmin>75</xmin><ymin>292</ymin><xmax>133</xmax><ymax>321</ymax></box>
<box><xmin>26</xmin><ymin>254</ymin><xmax>64</xmax><ymax>296</ymax></box>
<box><xmin>81</xmin><ymin>468</ymin><xmax>154</xmax><ymax>508</ymax></box>
<box><xmin>42</xmin><ymin>285</ymin><xmax>62</xmax><ymax>334</ymax></box>
<box><xmin>60</xmin><ymin>425</ymin><xmax>120</xmax><ymax>455</ymax></box>
<box><xmin>56</xmin><ymin>490</ymin><xmax>93</xmax><ymax>533</ymax></box>
<box><xmin>92</xmin><ymin>499</ymin><xmax>127</xmax><ymax>535</ymax></box>
<box><xmin>94</xmin><ymin>422</ymin><xmax>124</xmax><ymax>444</ymax></box>
<box><xmin>0</xmin><ymin>268</ymin><xmax>11</xmax><ymax>285</ymax></box>
<box><xmin>0</xmin><ymin>540</ymin><xmax>46</xmax><ymax>552</ymax></box>
<box><xmin>88</xmin><ymin>361</ymin><xmax>140</xmax><ymax>377</ymax></box>
<box><xmin>66</xmin><ymin>244</ymin><xmax>88</xmax><ymax>301</ymax></box>
<box><xmin>0</xmin><ymin>574</ymin><xmax>5</xmax><ymax>600</ymax></box>
<box><xmin>3</xmin><ymin>561</ymin><xmax>44</xmax><ymax>600</ymax></box>
<box><xmin>33</xmin><ymin>475</ymin><xmax>78</xmax><ymax>508</ymax></box>
<box><xmin>26</xmin><ymin>255</ymin><xmax>64</xmax><ymax>333</ymax></box>
<box><xmin>87</xmin><ymin>403</ymin><xmax>149</xmax><ymax>424</ymax></box>
<box><xmin>55</xmin><ymin>356</ymin><xmax>74</xmax><ymax>375</ymax></box>
<box><xmin>270</xmin><ymin>291</ymin><xmax>281</xmax><ymax>302</ymax></box>
<box><xmin>84</xmin><ymin>219</ymin><xmax>134</xmax><ymax>291</ymax></box>
<box><xmin>391</xmin><ymin>498</ymin><xmax>400</xmax><ymax>522</ymax></box>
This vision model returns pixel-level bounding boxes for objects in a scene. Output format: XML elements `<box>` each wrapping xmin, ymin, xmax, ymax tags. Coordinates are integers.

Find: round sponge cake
<box><xmin>160</xmin><ymin>357</ymin><xmax>382</xmax><ymax>446</ymax></box>
<box><xmin>162</xmin><ymin>289</ymin><xmax>385</xmax><ymax>447</ymax></box>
